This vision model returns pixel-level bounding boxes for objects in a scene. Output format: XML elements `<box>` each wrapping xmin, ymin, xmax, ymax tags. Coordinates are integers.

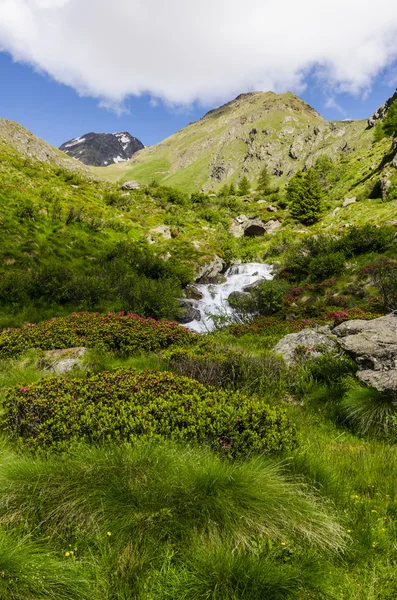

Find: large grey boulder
<box><xmin>274</xmin><ymin>329</ymin><xmax>336</xmax><ymax>364</ymax></box>
<box><xmin>357</xmin><ymin>369</ymin><xmax>397</xmax><ymax>398</ymax></box>
<box><xmin>333</xmin><ymin>314</ymin><xmax>397</xmax><ymax>371</ymax></box>
<box><xmin>150</xmin><ymin>225</ymin><xmax>172</xmax><ymax>240</ymax></box>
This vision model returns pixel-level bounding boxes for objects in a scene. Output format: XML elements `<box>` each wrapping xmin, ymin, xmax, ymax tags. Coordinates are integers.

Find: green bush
<box><xmin>3</xmin><ymin>369</ymin><xmax>297</xmax><ymax>454</ymax></box>
<box><xmin>367</xmin><ymin>258</ymin><xmax>397</xmax><ymax>310</ymax></box>
<box><xmin>308</xmin><ymin>251</ymin><xmax>346</xmax><ymax>282</ymax></box>
<box><xmin>253</xmin><ymin>279</ymin><xmax>289</xmax><ymax>315</ymax></box>
<box><xmin>0</xmin><ymin>312</ymin><xmax>196</xmax><ymax>360</ymax></box>
<box><xmin>339</xmin><ymin>225</ymin><xmax>394</xmax><ymax>256</ymax></box>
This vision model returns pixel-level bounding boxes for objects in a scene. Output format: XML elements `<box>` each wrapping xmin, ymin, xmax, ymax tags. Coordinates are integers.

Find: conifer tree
<box><xmin>229</xmin><ymin>182</ymin><xmax>237</xmax><ymax>196</ymax></box>
<box><xmin>238</xmin><ymin>176</ymin><xmax>250</xmax><ymax>196</ymax></box>
<box><xmin>257</xmin><ymin>166</ymin><xmax>271</xmax><ymax>194</ymax></box>
<box><xmin>287</xmin><ymin>168</ymin><xmax>324</xmax><ymax>225</ymax></box>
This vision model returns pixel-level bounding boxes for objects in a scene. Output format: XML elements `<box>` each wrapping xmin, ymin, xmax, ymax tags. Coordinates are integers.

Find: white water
<box><xmin>185</xmin><ymin>262</ymin><xmax>273</xmax><ymax>333</ymax></box>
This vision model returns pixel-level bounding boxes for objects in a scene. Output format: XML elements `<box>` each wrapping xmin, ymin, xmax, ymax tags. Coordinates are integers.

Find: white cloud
<box><xmin>0</xmin><ymin>0</ymin><xmax>397</xmax><ymax>108</ymax></box>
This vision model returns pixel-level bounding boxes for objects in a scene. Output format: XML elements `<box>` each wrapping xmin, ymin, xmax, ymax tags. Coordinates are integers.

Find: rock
<box><xmin>37</xmin><ymin>347</ymin><xmax>87</xmax><ymax>374</ymax></box>
<box><xmin>314</xmin><ymin>126</ymin><xmax>321</xmax><ymax>135</ymax></box>
<box><xmin>185</xmin><ymin>285</ymin><xmax>204</xmax><ymax>301</ymax></box>
<box><xmin>176</xmin><ymin>300</ymin><xmax>201</xmax><ymax>324</ymax></box>
<box><xmin>289</xmin><ymin>145</ymin><xmax>298</xmax><ymax>160</ymax></box>
<box><xmin>274</xmin><ymin>330</ymin><xmax>337</xmax><ymax>364</ymax></box>
<box><xmin>273</xmin><ymin>168</ymin><xmax>284</xmax><ymax>177</ymax></box>
<box><xmin>367</xmin><ymin>88</ymin><xmax>397</xmax><ymax>128</ymax></box>
<box><xmin>122</xmin><ymin>180</ymin><xmax>140</xmax><ymax>190</ymax></box>
<box><xmin>211</xmin><ymin>164</ymin><xmax>227</xmax><ymax>181</ymax></box>
<box><xmin>227</xmin><ymin>291</ymin><xmax>249</xmax><ymax>305</ymax></box>
<box><xmin>343</xmin><ymin>197</ymin><xmax>357</xmax><ymax>207</ymax></box>
<box><xmin>333</xmin><ymin>314</ymin><xmax>397</xmax><ymax>371</ymax></box>
<box><xmin>244</xmin><ymin>219</ymin><xmax>267</xmax><ymax>237</ymax></box>
<box><xmin>144</xmin><ymin>234</ymin><xmax>155</xmax><ymax>244</ymax></box>
<box><xmin>392</xmin><ymin>154</ymin><xmax>397</xmax><ymax>169</ymax></box>
<box><xmin>332</xmin><ymin>207</ymin><xmax>341</xmax><ymax>216</ymax></box>
<box><xmin>357</xmin><ymin>369</ymin><xmax>397</xmax><ymax>398</ymax></box>
<box><xmin>384</xmin><ymin>220</ymin><xmax>397</xmax><ymax>226</ymax></box>
<box><xmin>236</xmin><ymin>214</ymin><xmax>249</xmax><ymax>224</ymax></box>
<box><xmin>150</xmin><ymin>225</ymin><xmax>172</xmax><ymax>240</ymax></box>
<box><xmin>380</xmin><ymin>177</ymin><xmax>392</xmax><ymax>201</ymax></box>
<box><xmin>267</xmin><ymin>205</ymin><xmax>278</xmax><ymax>212</ymax></box>
<box><xmin>195</xmin><ymin>255</ymin><xmax>223</xmax><ymax>283</ymax></box>
<box><xmin>264</xmin><ymin>219</ymin><xmax>282</xmax><ymax>235</ymax></box>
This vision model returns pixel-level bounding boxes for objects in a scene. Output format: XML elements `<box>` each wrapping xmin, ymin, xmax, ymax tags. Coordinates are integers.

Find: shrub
<box><xmin>308</xmin><ymin>252</ymin><xmax>346</xmax><ymax>282</ymax></box>
<box><xmin>238</xmin><ymin>176</ymin><xmax>251</xmax><ymax>196</ymax></box>
<box><xmin>253</xmin><ymin>279</ymin><xmax>290</xmax><ymax>315</ymax></box>
<box><xmin>0</xmin><ymin>311</ymin><xmax>196</xmax><ymax>360</ymax></box>
<box><xmin>367</xmin><ymin>258</ymin><xmax>397</xmax><ymax>310</ymax></box>
<box><xmin>3</xmin><ymin>369</ymin><xmax>297</xmax><ymax>454</ymax></box>
<box><xmin>340</xmin><ymin>225</ymin><xmax>394</xmax><ymax>256</ymax></box>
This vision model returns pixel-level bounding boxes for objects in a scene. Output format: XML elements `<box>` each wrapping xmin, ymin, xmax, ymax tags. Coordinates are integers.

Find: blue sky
<box><xmin>1</xmin><ymin>49</ymin><xmax>396</xmax><ymax>149</ymax></box>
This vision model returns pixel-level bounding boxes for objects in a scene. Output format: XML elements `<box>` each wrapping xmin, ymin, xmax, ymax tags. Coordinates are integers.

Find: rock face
<box><xmin>333</xmin><ymin>314</ymin><xmax>397</xmax><ymax>396</ymax></box>
<box><xmin>37</xmin><ymin>348</ymin><xmax>87</xmax><ymax>374</ymax></box>
<box><xmin>274</xmin><ymin>329</ymin><xmax>336</xmax><ymax>364</ymax></box>
<box><xmin>230</xmin><ymin>217</ymin><xmax>282</xmax><ymax>238</ymax></box>
<box><xmin>59</xmin><ymin>132</ymin><xmax>144</xmax><ymax>167</ymax></box>
<box><xmin>367</xmin><ymin>88</ymin><xmax>397</xmax><ymax>128</ymax></box>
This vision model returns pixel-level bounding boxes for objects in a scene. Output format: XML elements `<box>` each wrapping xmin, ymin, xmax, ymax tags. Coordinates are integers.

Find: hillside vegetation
<box><xmin>1</xmin><ymin>91</ymin><xmax>397</xmax><ymax>599</ymax></box>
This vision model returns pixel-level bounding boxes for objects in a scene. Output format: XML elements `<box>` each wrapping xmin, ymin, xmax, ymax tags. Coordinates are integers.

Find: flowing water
<box><xmin>184</xmin><ymin>262</ymin><xmax>273</xmax><ymax>333</ymax></box>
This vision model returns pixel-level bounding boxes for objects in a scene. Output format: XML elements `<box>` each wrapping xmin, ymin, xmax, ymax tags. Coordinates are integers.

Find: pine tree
<box><xmin>229</xmin><ymin>182</ymin><xmax>237</xmax><ymax>196</ymax></box>
<box><xmin>257</xmin><ymin>166</ymin><xmax>271</xmax><ymax>194</ymax></box>
<box><xmin>287</xmin><ymin>169</ymin><xmax>324</xmax><ymax>225</ymax></box>
<box><xmin>238</xmin><ymin>176</ymin><xmax>250</xmax><ymax>196</ymax></box>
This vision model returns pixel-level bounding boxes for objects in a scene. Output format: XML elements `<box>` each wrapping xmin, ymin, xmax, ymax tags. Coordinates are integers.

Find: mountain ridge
<box><xmin>59</xmin><ymin>131</ymin><xmax>144</xmax><ymax>167</ymax></box>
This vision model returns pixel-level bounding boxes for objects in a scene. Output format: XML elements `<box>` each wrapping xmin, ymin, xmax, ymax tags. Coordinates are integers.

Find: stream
<box><xmin>184</xmin><ymin>262</ymin><xmax>273</xmax><ymax>333</ymax></box>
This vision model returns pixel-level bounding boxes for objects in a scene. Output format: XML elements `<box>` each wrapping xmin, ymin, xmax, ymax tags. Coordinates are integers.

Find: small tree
<box><xmin>287</xmin><ymin>168</ymin><xmax>324</xmax><ymax>225</ymax></box>
<box><xmin>381</xmin><ymin>100</ymin><xmax>397</xmax><ymax>138</ymax></box>
<box><xmin>229</xmin><ymin>182</ymin><xmax>237</xmax><ymax>196</ymax></box>
<box><xmin>238</xmin><ymin>176</ymin><xmax>250</xmax><ymax>196</ymax></box>
<box><xmin>257</xmin><ymin>166</ymin><xmax>271</xmax><ymax>195</ymax></box>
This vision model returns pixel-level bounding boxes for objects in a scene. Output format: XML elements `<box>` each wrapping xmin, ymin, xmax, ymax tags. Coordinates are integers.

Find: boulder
<box><xmin>357</xmin><ymin>369</ymin><xmax>397</xmax><ymax>399</ymax></box>
<box><xmin>343</xmin><ymin>197</ymin><xmax>357</xmax><ymax>207</ymax></box>
<box><xmin>122</xmin><ymin>180</ymin><xmax>140</xmax><ymax>190</ymax></box>
<box><xmin>263</xmin><ymin>219</ymin><xmax>282</xmax><ymax>235</ymax></box>
<box><xmin>185</xmin><ymin>285</ymin><xmax>204</xmax><ymax>301</ymax></box>
<box><xmin>274</xmin><ymin>329</ymin><xmax>336</xmax><ymax>364</ymax></box>
<box><xmin>195</xmin><ymin>255</ymin><xmax>224</xmax><ymax>283</ymax></box>
<box><xmin>244</xmin><ymin>219</ymin><xmax>267</xmax><ymax>237</ymax></box>
<box><xmin>37</xmin><ymin>347</ymin><xmax>87</xmax><ymax>374</ymax></box>
<box><xmin>333</xmin><ymin>314</ymin><xmax>397</xmax><ymax>371</ymax></box>
<box><xmin>176</xmin><ymin>300</ymin><xmax>201</xmax><ymax>324</ymax></box>
<box><xmin>150</xmin><ymin>225</ymin><xmax>172</xmax><ymax>240</ymax></box>
<box><xmin>384</xmin><ymin>220</ymin><xmax>397</xmax><ymax>226</ymax></box>
<box><xmin>267</xmin><ymin>205</ymin><xmax>278</xmax><ymax>213</ymax></box>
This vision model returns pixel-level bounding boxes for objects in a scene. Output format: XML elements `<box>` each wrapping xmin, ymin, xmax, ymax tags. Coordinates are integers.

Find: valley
<box><xmin>0</xmin><ymin>88</ymin><xmax>397</xmax><ymax>599</ymax></box>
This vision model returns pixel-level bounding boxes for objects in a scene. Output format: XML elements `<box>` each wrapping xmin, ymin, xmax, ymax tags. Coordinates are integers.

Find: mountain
<box><xmin>59</xmin><ymin>131</ymin><xmax>144</xmax><ymax>167</ymax></box>
<box><xmin>91</xmin><ymin>91</ymin><xmax>374</xmax><ymax>192</ymax></box>
<box><xmin>0</xmin><ymin>118</ymin><xmax>93</xmax><ymax>175</ymax></box>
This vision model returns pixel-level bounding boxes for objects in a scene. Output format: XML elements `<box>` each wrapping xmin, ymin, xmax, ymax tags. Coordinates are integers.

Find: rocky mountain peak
<box><xmin>367</xmin><ymin>88</ymin><xmax>397</xmax><ymax>128</ymax></box>
<box><xmin>59</xmin><ymin>131</ymin><xmax>144</xmax><ymax>167</ymax></box>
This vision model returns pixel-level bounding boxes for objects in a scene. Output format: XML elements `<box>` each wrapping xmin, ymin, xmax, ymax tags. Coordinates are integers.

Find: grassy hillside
<box><xmin>93</xmin><ymin>91</ymin><xmax>375</xmax><ymax>193</ymax></box>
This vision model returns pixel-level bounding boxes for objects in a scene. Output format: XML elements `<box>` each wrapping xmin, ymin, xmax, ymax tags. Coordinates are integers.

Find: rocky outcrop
<box><xmin>343</xmin><ymin>197</ymin><xmax>357</xmax><ymax>207</ymax></box>
<box><xmin>367</xmin><ymin>88</ymin><xmax>397</xmax><ymax>128</ymax></box>
<box><xmin>60</xmin><ymin>132</ymin><xmax>144</xmax><ymax>167</ymax></box>
<box><xmin>333</xmin><ymin>314</ymin><xmax>397</xmax><ymax>396</ymax></box>
<box><xmin>274</xmin><ymin>328</ymin><xmax>336</xmax><ymax>364</ymax></box>
<box><xmin>230</xmin><ymin>216</ymin><xmax>282</xmax><ymax>238</ymax></box>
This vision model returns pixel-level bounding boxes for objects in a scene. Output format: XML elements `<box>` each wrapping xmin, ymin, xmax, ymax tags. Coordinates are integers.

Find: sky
<box><xmin>1</xmin><ymin>0</ymin><xmax>397</xmax><ymax>148</ymax></box>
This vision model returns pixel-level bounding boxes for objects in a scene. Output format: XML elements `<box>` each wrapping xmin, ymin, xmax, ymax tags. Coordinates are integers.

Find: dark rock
<box><xmin>211</xmin><ymin>164</ymin><xmax>227</xmax><ymax>181</ymax></box>
<box><xmin>185</xmin><ymin>285</ymin><xmax>204</xmax><ymax>301</ymax></box>
<box><xmin>59</xmin><ymin>132</ymin><xmax>144</xmax><ymax>167</ymax></box>
<box><xmin>272</xmin><ymin>168</ymin><xmax>284</xmax><ymax>177</ymax></box>
<box><xmin>176</xmin><ymin>300</ymin><xmax>201</xmax><ymax>324</ymax></box>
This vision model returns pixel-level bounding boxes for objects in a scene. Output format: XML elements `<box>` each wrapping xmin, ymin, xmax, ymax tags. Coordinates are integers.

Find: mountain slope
<box><xmin>91</xmin><ymin>91</ymin><xmax>373</xmax><ymax>192</ymax></box>
<box><xmin>60</xmin><ymin>131</ymin><xmax>144</xmax><ymax>166</ymax></box>
<box><xmin>0</xmin><ymin>118</ymin><xmax>94</xmax><ymax>175</ymax></box>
